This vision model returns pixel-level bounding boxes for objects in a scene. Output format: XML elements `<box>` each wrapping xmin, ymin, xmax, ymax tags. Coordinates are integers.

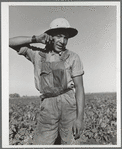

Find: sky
<box><xmin>9</xmin><ymin>3</ymin><xmax>118</xmax><ymax>96</ymax></box>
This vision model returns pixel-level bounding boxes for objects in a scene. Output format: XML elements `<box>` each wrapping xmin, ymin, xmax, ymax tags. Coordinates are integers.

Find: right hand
<box><xmin>35</xmin><ymin>33</ymin><xmax>53</xmax><ymax>44</ymax></box>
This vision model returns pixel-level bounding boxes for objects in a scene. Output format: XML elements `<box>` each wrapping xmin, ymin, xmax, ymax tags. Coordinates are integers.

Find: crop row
<box><xmin>9</xmin><ymin>93</ymin><xmax>117</xmax><ymax>145</ymax></box>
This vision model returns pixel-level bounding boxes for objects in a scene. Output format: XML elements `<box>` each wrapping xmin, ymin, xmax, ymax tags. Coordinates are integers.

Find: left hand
<box><xmin>72</xmin><ymin>119</ymin><xmax>84</xmax><ymax>140</ymax></box>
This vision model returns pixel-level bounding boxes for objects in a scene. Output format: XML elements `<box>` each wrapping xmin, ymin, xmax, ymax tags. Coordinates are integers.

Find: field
<box><xmin>9</xmin><ymin>92</ymin><xmax>117</xmax><ymax>145</ymax></box>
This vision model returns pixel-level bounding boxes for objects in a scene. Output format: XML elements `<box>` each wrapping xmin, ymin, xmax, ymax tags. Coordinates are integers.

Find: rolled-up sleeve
<box><xmin>17</xmin><ymin>46</ymin><xmax>35</xmax><ymax>63</ymax></box>
<box><xmin>71</xmin><ymin>54</ymin><xmax>84</xmax><ymax>77</ymax></box>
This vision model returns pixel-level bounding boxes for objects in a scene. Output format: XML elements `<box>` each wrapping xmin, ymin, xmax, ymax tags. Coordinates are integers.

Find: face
<box><xmin>51</xmin><ymin>33</ymin><xmax>68</xmax><ymax>53</ymax></box>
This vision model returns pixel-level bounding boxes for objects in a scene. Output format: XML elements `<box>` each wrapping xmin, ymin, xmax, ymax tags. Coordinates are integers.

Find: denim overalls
<box><xmin>33</xmin><ymin>50</ymin><xmax>81</xmax><ymax>145</ymax></box>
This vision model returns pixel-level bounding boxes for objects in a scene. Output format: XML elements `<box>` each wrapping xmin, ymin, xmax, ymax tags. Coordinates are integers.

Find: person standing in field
<box><xmin>9</xmin><ymin>18</ymin><xmax>85</xmax><ymax>145</ymax></box>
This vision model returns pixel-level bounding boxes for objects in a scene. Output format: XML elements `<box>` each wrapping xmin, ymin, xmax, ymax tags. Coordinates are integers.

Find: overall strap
<box><xmin>60</xmin><ymin>49</ymin><xmax>70</xmax><ymax>61</ymax></box>
<box><xmin>38</xmin><ymin>51</ymin><xmax>46</xmax><ymax>62</ymax></box>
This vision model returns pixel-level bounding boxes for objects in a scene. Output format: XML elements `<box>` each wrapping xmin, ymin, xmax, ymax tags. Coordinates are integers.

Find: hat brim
<box><xmin>45</xmin><ymin>28</ymin><xmax>78</xmax><ymax>38</ymax></box>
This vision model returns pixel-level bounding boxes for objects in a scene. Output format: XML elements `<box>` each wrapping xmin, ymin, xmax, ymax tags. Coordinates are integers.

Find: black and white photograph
<box><xmin>2</xmin><ymin>1</ymin><xmax>121</xmax><ymax>148</ymax></box>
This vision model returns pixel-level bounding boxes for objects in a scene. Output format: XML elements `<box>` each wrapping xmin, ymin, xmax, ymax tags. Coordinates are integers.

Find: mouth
<box><xmin>56</xmin><ymin>44</ymin><xmax>64</xmax><ymax>49</ymax></box>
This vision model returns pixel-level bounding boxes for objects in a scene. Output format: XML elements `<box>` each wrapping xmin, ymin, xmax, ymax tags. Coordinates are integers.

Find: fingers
<box><xmin>36</xmin><ymin>33</ymin><xmax>53</xmax><ymax>44</ymax></box>
<box><xmin>72</xmin><ymin>125</ymin><xmax>83</xmax><ymax>140</ymax></box>
<box><xmin>44</xmin><ymin>33</ymin><xmax>53</xmax><ymax>44</ymax></box>
<box><xmin>72</xmin><ymin>126</ymin><xmax>80</xmax><ymax>140</ymax></box>
<box><xmin>72</xmin><ymin>125</ymin><xmax>76</xmax><ymax>137</ymax></box>
<box><xmin>75</xmin><ymin>129</ymin><xmax>80</xmax><ymax>140</ymax></box>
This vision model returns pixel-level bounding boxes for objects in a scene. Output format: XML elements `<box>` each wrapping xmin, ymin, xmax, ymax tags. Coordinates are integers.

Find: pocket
<box><xmin>52</xmin><ymin>69</ymin><xmax>66</xmax><ymax>89</ymax></box>
<box><xmin>40</xmin><ymin>70</ymin><xmax>53</xmax><ymax>93</ymax></box>
<box><xmin>65</xmin><ymin>90</ymin><xmax>76</xmax><ymax>107</ymax></box>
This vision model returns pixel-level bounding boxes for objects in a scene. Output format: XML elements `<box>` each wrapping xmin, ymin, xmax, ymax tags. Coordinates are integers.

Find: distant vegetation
<box><xmin>9</xmin><ymin>93</ymin><xmax>20</xmax><ymax>98</ymax></box>
<box><xmin>9</xmin><ymin>92</ymin><xmax>117</xmax><ymax>145</ymax></box>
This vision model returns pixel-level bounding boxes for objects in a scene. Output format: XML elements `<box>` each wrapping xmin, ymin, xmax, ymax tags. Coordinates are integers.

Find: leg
<box><xmin>59</xmin><ymin>122</ymin><xmax>82</xmax><ymax>145</ymax></box>
<box><xmin>33</xmin><ymin>126</ymin><xmax>58</xmax><ymax>145</ymax></box>
<box><xmin>59</xmin><ymin>90</ymin><xmax>82</xmax><ymax>145</ymax></box>
<box><xmin>33</xmin><ymin>97</ymin><xmax>60</xmax><ymax>145</ymax></box>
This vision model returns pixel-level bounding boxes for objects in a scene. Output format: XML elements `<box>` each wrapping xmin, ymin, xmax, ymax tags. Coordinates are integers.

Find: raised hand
<box><xmin>35</xmin><ymin>33</ymin><xmax>53</xmax><ymax>44</ymax></box>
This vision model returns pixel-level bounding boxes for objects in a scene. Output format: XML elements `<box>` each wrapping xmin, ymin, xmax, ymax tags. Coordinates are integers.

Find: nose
<box><xmin>59</xmin><ymin>37</ymin><xmax>65</xmax><ymax>44</ymax></box>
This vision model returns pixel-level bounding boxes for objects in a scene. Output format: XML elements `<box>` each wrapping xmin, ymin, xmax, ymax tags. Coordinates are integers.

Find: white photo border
<box><xmin>2</xmin><ymin>1</ymin><xmax>121</xmax><ymax>148</ymax></box>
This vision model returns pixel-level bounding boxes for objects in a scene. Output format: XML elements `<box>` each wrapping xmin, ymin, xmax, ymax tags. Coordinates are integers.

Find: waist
<box><xmin>40</xmin><ymin>88</ymin><xmax>73</xmax><ymax>100</ymax></box>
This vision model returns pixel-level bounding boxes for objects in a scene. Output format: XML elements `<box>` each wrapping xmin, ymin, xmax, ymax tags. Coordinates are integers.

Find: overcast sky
<box><xmin>9</xmin><ymin>3</ymin><xmax>118</xmax><ymax>96</ymax></box>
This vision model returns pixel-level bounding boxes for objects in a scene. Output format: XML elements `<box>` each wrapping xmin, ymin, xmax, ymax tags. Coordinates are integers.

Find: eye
<box><xmin>64</xmin><ymin>37</ymin><xmax>68</xmax><ymax>40</ymax></box>
<box><xmin>56</xmin><ymin>34</ymin><xmax>61</xmax><ymax>38</ymax></box>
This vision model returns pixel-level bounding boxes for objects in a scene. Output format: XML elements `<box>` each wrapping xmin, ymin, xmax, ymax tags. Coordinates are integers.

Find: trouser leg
<box><xmin>59</xmin><ymin>90</ymin><xmax>82</xmax><ymax>145</ymax></box>
<box><xmin>59</xmin><ymin>121</ymin><xmax>82</xmax><ymax>145</ymax></box>
<box><xmin>33</xmin><ymin>97</ymin><xmax>60</xmax><ymax>145</ymax></box>
<box><xmin>33</xmin><ymin>125</ymin><xmax>58</xmax><ymax>145</ymax></box>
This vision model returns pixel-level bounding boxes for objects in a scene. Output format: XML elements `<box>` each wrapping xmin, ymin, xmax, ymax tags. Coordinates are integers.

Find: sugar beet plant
<box><xmin>9</xmin><ymin>93</ymin><xmax>117</xmax><ymax>145</ymax></box>
<box><xmin>81</xmin><ymin>95</ymin><xmax>117</xmax><ymax>145</ymax></box>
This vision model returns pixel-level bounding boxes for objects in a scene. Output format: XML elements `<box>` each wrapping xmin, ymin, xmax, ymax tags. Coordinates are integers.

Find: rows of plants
<box><xmin>9</xmin><ymin>93</ymin><xmax>117</xmax><ymax>145</ymax></box>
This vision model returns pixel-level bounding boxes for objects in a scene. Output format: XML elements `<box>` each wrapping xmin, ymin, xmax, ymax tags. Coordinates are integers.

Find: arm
<box><xmin>9</xmin><ymin>36</ymin><xmax>32</xmax><ymax>50</ymax></box>
<box><xmin>72</xmin><ymin>75</ymin><xmax>85</xmax><ymax>140</ymax></box>
<box><xmin>9</xmin><ymin>34</ymin><xmax>52</xmax><ymax>51</ymax></box>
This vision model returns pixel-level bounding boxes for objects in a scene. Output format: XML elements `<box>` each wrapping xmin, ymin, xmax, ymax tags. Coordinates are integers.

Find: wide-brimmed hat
<box><xmin>45</xmin><ymin>18</ymin><xmax>78</xmax><ymax>38</ymax></box>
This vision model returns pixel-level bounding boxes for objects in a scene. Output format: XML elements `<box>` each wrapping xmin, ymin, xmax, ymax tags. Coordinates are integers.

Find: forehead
<box><xmin>54</xmin><ymin>34</ymin><xmax>67</xmax><ymax>37</ymax></box>
<box><xmin>52</xmin><ymin>31</ymin><xmax>69</xmax><ymax>38</ymax></box>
